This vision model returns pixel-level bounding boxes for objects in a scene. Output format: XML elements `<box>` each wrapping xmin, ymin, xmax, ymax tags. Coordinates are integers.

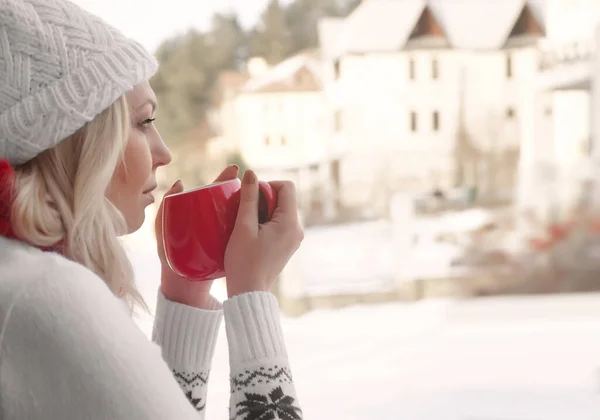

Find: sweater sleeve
<box><xmin>0</xmin><ymin>262</ymin><xmax>211</xmax><ymax>420</ymax></box>
<box><xmin>151</xmin><ymin>291</ymin><xmax>223</xmax><ymax>413</ymax></box>
<box><xmin>224</xmin><ymin>292</ymin><xmax>303</xmax><ymax>420</ymax></box>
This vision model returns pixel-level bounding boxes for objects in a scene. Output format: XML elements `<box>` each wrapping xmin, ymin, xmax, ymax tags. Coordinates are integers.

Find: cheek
<box><xmin>109</xmin><ymin>134</ymin><xmax>152</xmax><ymax>199</ymax></box>
<box><xmin>119</xmin><ymin>135</ymin><xmax>152</xmax><ymax>190</ymax></box>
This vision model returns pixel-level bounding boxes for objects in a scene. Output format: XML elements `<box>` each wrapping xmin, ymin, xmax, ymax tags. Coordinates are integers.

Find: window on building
<box><xmin>331</xmin><ymin>159</ymin><xmax>341</xmax><ymax>209</ymax></box>
<box><xmin>506</xmin><ymin>107</ymin><xmax>516</xmax><ymax>119</ymax></box>
<box><xmin>432</xmin><ymin>111</ymin><xmax>440</xmax><ymax>131</ymax></box>
<box><xmin>265</xmin><ymin>135</ymin><xmax>270</xmax><ymax>146</ymax></box>
<box><xmin>409</xmin><ymin>58</ymin><xmax>416</xmax><ymax>80</ymax></box>
<box><xmin>334</xmin><ymin>110</ymin><xmax>342</xmax><ymax>132</ymax></box>
<box><xmin>432</xmin><ymin>57</ymin><xmax>439</xmax><ymax>80</ymax></box>
<box><xmin>281</xmin><ymin>136</ymin><xmax>287</xmax><ymax>146</ymax></box>
<box><xmin>506</xmin><ymin>54</ymin><xmax>513</xmax><ymax>78</ymax></box>
<box><xmin>410</xmin><ymin>111</ymin><xmax>418</xmax><ymax>132</ymax></box>
<box><xmin>334</xmin><ymin>59</ymin><xmax>341</xmax><ymax>80</ymax></box>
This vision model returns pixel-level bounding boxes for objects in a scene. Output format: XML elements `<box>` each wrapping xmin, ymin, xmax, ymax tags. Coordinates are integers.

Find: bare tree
<box><xmin>453</xmin><ymin>67</ymin><xmax>481</xmax><ymax>190</ymax></box>
<box><xmin>477</xmin><ymin>110</ymin><xmax>520</xmax><ymax>202</ymax></box>
<box><xmin>453</xmin><ymin>68</ymin><xmax>520</xmax><ymax>204</ymax></box>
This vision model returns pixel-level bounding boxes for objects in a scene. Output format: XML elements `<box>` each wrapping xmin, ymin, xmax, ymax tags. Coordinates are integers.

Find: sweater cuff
<box><xmin>152</xmin><ymin>291</ymin><xmax>223</xmax><ymax>369</ymax></box>
<box><xmin>223</xmin><ymin>292</ymin><xmax>288</xmax><ymax>365</ymax></box>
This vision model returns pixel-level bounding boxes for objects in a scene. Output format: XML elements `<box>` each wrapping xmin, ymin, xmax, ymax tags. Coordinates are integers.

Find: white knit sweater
<box><xmin>0</xmin><ymin>236</ymin><xmax>302</xmax><ymax>419</ymax></box>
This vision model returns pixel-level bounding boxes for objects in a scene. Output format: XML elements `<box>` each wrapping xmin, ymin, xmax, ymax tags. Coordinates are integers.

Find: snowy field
<box><xmin>124</xmin><ymin>211</ymin><xmax>600</xmax><ymax>420</ymax></box>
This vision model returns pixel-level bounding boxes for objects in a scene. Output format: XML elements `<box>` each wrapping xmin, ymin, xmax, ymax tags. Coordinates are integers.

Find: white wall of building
<box><xmin>232</xmin><ymin>90</ymin><xmax>334</xmax><ymax>219</ymax></box>
<box><xmin>520</xmin><ymin>89</ymin><xmax>590</xmax><ymax>222</ymax></box>
<box><xmin>544</xmin><ymin>0</ymin><xmax>600</xmax><ymax>44</ymax></box>
<box><xmin>329</xmin><ymin>44</ymin><xmax>539</xmax><ymax>212</ymax></box>
<box><xmin>235</xmin><ymin>92</ymin><xmax>329</xmax><ymax>172</ymax></box>
<box><xmin>519</xmin><ymin>1</ymin><xmax>600</xmax><ymax>224</ymax></box>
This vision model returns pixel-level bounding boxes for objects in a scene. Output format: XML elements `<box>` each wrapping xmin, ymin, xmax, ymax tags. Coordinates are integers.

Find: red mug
<box><xmin>162</xmin><ymin>178</ymin><xmax>276</xmax><ymax>280</ymax></box>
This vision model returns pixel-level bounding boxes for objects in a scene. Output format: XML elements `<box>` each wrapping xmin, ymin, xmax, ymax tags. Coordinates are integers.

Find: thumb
<box><xmin>166</xmin><ymin>179</ymin><xmax>184</xmax><ymax>196</ymax></box>
<box><xmin>236</xmin><ymin>170</ymin><xmax>259</xmax><ymax>232</ymax></box>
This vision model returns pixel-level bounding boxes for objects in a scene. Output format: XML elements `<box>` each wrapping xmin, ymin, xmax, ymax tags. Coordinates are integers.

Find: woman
<box><xmin>0</xmin><ymin>0</ymin><xmax>304</xmax><ymax>419</ymax></box>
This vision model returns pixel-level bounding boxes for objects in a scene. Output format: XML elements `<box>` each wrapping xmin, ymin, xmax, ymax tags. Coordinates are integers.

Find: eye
<box><xmin>139</xmin><ymin>118</ymin><xmax>156</xmax><ymax>131</ymax></box>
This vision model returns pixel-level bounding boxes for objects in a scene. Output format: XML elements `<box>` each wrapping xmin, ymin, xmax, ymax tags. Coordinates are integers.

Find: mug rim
<box><xmin>165</xmin><ymin>178</ymin><xmax>241</xmax><ymax>199</ymax></box>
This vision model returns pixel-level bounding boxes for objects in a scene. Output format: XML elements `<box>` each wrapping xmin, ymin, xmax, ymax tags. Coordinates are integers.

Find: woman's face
<box><xmin>106</xmin><ymin>82</ymin><xmax>172</xmax><ymax>233</ymax></box>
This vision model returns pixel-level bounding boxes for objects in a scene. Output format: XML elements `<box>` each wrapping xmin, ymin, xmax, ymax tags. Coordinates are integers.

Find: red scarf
<box><xmin>0</xmin><ymin>159</ymin><xmax>62</xmax><ymax>253</ymax></box>
<box><xmin>0</xmin><ymin>159</ymin><xmax>17</xmax><ymax>240</ymax></box>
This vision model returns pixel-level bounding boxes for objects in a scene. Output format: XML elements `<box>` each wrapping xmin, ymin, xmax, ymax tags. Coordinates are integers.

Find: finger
<box><xmin>213</xmin><ymin>165</ymin><xmax>239</xmax><ymax>183</ymax></box>
<box><xmin>268</xmin><ymin>181</ymin><xmax>298</xmax><ymax>222</ymax></box>
<box><xmin>235</xmin><ymin>170</ymin><xmax>259</xmax><ymax>234</ymax></box>
<box><xmin>163</xmin><ymin>180</ymin><xmax>184</xmax><ymax>200</ymax></box>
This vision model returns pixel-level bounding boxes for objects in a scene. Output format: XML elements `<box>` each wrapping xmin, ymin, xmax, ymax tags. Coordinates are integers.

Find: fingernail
<box><xmin>242</xmin><ymin>170</ymin><xmax>256</xmax><ymax>185</ymax></box>
<box><xmin>172</xmin><ymin>179</ymin><xmax>182</xmax><ymax>189</ymax></box>
<box><xmin>229</xmin><ymin>164</ymin><xmax>239</xmax><ymax>170</ymax></box>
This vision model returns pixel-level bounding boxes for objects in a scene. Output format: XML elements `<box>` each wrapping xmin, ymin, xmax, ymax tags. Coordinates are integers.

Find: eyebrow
<box><xmin>136</xmin><ymin>99</ymin><xmax>157</xmax><ymax>113</ymax></box>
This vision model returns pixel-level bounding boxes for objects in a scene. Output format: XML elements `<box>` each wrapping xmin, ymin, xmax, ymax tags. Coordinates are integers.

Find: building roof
<box><xmin>242</xmin><ymin>50</ymin><xmax>323</xmax><ymax>94</ymax></box>
<box><xmin>526</xmin><ymin>0</ymin><xmax>547</xmax><ymax>32</ymax></box>
<box><xmin>430</xmin><ymin>0</ymin><xmax>526</xmax><ymax>50</ymax></box>
<box><xmin>322</xmin><ymin>0</ymin><xmax>547</xmax><ymax>56</ymax></box>
<box><xmin>217</xmin><ymin>71</ymin><xmax>250</xmax><ymax>88</ymax></box>
<box><xmin>341</xmin><ymin>0</ymin><xmax>426</xmax><ymax>53</ymax></box>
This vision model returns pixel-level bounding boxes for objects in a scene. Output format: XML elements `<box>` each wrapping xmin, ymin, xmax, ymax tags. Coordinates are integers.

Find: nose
<box><xmin>151</xmin><ymin>131</ymin><xmax>172</xmax><ymax>169</ymax></box>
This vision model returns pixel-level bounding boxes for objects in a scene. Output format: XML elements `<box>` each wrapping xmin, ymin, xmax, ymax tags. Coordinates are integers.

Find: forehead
<box><xmin>126</xmin><ymin>82</ymin><xmax>157</xmax><ymax>110</ymax></box>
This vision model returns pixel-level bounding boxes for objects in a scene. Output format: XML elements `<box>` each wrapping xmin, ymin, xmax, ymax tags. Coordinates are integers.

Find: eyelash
<box><xmin>139</xmin><ymin>118</ymin><xmax>156</xmax><ymax>131</ymax></box>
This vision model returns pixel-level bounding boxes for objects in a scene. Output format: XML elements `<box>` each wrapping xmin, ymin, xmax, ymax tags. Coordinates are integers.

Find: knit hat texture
<box><xmin>0</xmin><ymin>0</ymin><xmax>158</xmax><ymax>165</ymax></box>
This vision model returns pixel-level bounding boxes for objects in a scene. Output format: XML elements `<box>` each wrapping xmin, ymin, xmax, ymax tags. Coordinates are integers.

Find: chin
<box><xmin>123</xmin><ymin>211</ymin><xmax>146</xmax><ymax>235</ymax></box>
<box><xmin>130</xmin><ymin>215</ymin><xmax>146</xmax><ymax>234</ymax></box>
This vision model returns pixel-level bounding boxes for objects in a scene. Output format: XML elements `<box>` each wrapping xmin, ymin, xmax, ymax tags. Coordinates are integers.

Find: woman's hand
<box><xmin>224</xmin><ymin>170</ymin><xmax>304</xmax><ymax>298</ymax></box>
<box><xmin>155</xmin><ymin>165</ymin><xmax>239</xmax><ymax>308</ymax></box>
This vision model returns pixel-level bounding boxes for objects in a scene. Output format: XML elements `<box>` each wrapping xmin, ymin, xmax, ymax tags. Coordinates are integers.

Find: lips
<box><xmin>143</xmin><ymin>184</ymin><xmax>157</xmax><ymax>195</ymax></box>
<box><xmin>144</xmin><ymin>192</ymin><xmax>156</xmax><ymax>203</ymax></box>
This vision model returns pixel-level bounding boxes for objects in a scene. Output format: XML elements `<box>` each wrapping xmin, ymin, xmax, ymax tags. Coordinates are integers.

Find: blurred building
<box><xmin>202</xmin><ymin>71</ymin><xmax>250</xmax><ymax>180</ymax></box>
<box><xmin>208</xmin><ymin>52</ymin><xmax>336</xmax><ymax>224</ymax></box>
<box><xmin>531</xmin><ymin>1</ymin><xmax>600</xmax><ymax>225</ymax></box>
<box><xmin>208</xmin><ymin>1</ymin><xmax>600</xmax><ymax>228</ymax></box>
<box><xmin>318</xmin><ymin>0</ymin><xmax>545</xmax><ymax>218</ymax></box>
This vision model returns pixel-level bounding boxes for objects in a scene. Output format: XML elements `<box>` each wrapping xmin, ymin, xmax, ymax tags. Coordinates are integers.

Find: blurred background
<box><xmin>78</xmin><ymin>0</ymin><xmax>600</xmax><ymax>418</ymax></box>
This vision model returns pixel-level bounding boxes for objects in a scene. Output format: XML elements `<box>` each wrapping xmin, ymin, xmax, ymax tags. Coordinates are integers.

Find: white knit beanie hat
<box><xmin>0</xmin><ymin>0</ymin><xmax>158</xmax><ymax>166</ymax></box>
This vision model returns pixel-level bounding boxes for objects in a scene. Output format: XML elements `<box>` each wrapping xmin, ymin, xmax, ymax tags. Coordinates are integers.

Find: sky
<box><xmin>71</xmin><ymin>0</ymin><xmax>276</xmax><ymax>53</ymax></box>
<box><xmin>71</xmin><ymin>0</ymin><xmax>600</xmax><ymax>55</ymax></box>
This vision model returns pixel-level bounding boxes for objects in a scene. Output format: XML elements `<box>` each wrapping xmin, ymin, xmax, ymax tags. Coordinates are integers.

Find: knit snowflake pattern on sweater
<box><xmin>172</xmin><ymin>369</ymin><xmax>209</xmax><ymax>412</ymax></box>
<box><xmin>230</xmin><ymin>364</ymin><xmax>301</xmax><ymax>420</ymax></box>
<box><xmin>231</xmin><ymin>365</ymin><xmax>293</xmax><ymax>392</ymax></box>
<box><xmin>232</xmin><ymin>386</ymin><xmax>302</xmax><ymax>420</ymax></box>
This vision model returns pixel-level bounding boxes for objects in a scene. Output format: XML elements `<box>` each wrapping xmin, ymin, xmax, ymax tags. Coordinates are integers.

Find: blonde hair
<box><xmin>10</xmin><ymin>96</ymin><xmax>145</xmax><ymax>312</ymax></box>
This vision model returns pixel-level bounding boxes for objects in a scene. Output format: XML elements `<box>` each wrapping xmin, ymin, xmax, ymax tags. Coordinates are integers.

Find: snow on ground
<box><xmin>281</xmin><ymin>217</ymin><xmax>471</xmax><ymax>298</ymax></box>
<box><xmin>286</xmin><ymin>220</ymin><xmax>397</xmax><ymax>296</ymax></box>
<box><xmin>125</xmin><ymin>211</ymin><xmax>600</xmax><ymax>420</ymax></box>
<box><xmin>416</xmin><ymin>208</ymin><xmax>494</xmax><ymax>236</ymax></box>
